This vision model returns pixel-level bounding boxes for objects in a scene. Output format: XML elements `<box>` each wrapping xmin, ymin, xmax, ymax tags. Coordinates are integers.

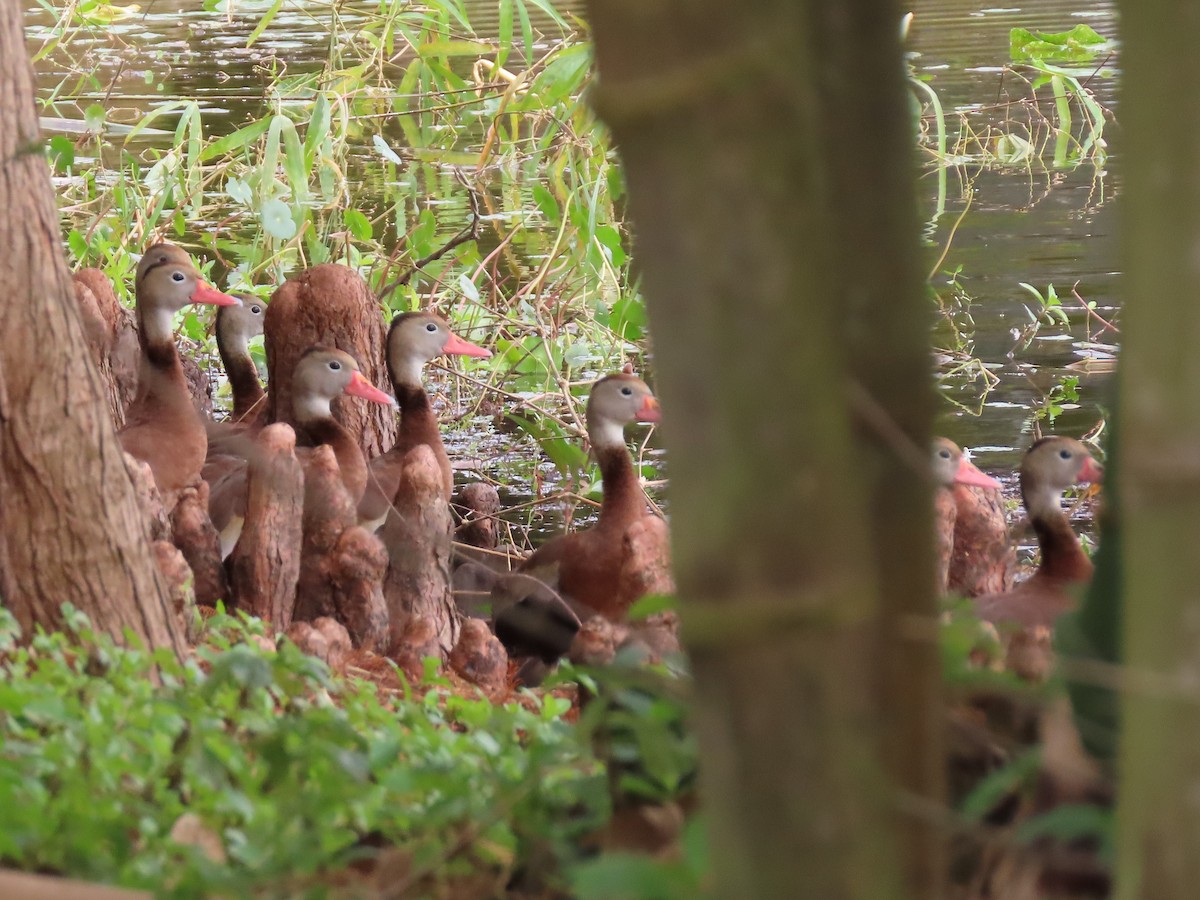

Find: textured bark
<box><xmin>229</xmin><ymin>424</ymin><xmax>303</xmax><ymax>625</ymax></box>
<box><xmin>447</xmin><ymin>618</ymin><xmax>508</xmax><ymax>691</ymax></box>
<box><xmin>381</xmin><ymin>444</ymin><xmax>458</xmax><ymax>656</ymax></box>
<box><xmin>125</xmin><ymin>453</ymin><xmax>172</xmax><ymax>542</ymax></box>
<box><xmin>286</xmin><ymin>616</ymin><xmax>352</xmax><ymax>673</ymax></box>
<box><xmin>181</xmin><ymin>352</ymin><xmax>214</xmax><ymax>419</ymax></box>
<box><xmin>294</xmin><ymin>445</ymin><xmax>388</xmax><ymax>650</ymax></box>
<box><xmin>0</xmin><ymin>10</ymin><xmax>184</xmax><ymax>656</ymax></box>
<box><xmin>72</xmin><ymin>269</ymin><xmax>138</xmax><ymax>428</ymax></box>
<box><xmin>454</xmin><ymin>482</ymin><xmax>501</xmax><ymax>550</ymax></box>
<box><xmin>390</xmin><ymin>614</ymin><xmax>444</xmax><ymax>682</ymax></box>
<box><xmin>263</xmin><ymin>265</ymin><xmax>395</xmax><ymax>458</ymax></box>
<box><xmin>587</xmin><ymin>0</ymin><xmax>928</xmax><ymax>895</ymax></box>
<box><xmin>169</xmin><ymin>481</ymin><xmax>228</xmax><ymax>608</ymax></box>
<box><xmin>151</xmin><ymin>540</ymin><xmax>196</xmax><ymax>643</ymax></box>
<box><xmin>1115</xmin><ymin>0</ymin><xmax>1200</xmax><ymax>893</ymax></box>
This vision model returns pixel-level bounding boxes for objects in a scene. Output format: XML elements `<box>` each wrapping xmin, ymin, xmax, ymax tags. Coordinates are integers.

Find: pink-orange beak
<box><xmin>636</xmin><ymin>395</ymin><xmax>661</xmax><ymax>424</ymax></box>
<box><xmin>192</xmin><ymin>281</ymin><xmax>241</xmax><ymax>307</ymax></box>
<box><xmin>344</xmin><ymin>371</ymin><xmax>398</xmax><ymax>408</ymax></box>
<box><xmin>442</xmin><ymin>331</ymin><xmax>492</xmax><ymax>359</ymax></box>
<box><xmin>1078</xmin><ymin>456</ymin><xmax>1104</xmax><ymax>484</ymax></box>
<box><xmin>953</xmin><ymin>456</ymin><xmax>1001</xmax><ymax>491</ymax></box>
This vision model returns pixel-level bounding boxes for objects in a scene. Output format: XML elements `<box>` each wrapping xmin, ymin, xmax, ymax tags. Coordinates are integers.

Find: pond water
<box><xmin>25</xmin><ymin>0</ymin><xmax>1119</xmax><ymax>545</ymax></box>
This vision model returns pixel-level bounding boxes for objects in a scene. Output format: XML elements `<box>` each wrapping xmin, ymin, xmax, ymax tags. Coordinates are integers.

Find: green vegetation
<box><xmin>0</xmin><ymin>605</ymin><xmax>699</xmax><ymax>897</ymax></box>
<box><xmin>10</xmin><ymin>2</ymin><xmax>1123</xmax><ymax>894</ymax></box>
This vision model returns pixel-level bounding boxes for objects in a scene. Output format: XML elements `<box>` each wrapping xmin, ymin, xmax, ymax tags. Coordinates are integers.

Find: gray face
<box><xmin>137</xmin><ymin>244</ymin><xmax>203</xmax><ymax>313</ymax></box>
<box><xmin>217</xmin><ymin>298</ymin><xmax>266</xmax><ymax>346</ymax></box>
<box><xmin>932</xmin><ymin>438</ymin><xmax>962</xmax><ymax>487</ymax></box>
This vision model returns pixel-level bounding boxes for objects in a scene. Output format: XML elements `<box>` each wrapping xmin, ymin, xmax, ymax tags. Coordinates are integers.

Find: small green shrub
<box><xmin>0</xmin><ymin>606</ymin><xmax>613</xmax><ymax>897</ymax></box>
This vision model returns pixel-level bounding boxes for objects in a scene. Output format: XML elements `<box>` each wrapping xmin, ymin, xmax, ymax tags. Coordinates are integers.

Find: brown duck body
<box><xmin>974</xmin><ymin>510</ymin><xmax>1093</xmax><ymax>628</ymax></box>
<box><xmin>360</xmin><ymin>383</ymin><xmax>451</xmax><ymax>528</ymax></box>
<box><xmin>932</xmin><ymin>438</ymin><xmax>1007</xmax><ymax>597</ymax></box>
<box><xmin>520</xmin><ymin>443</ymin><xmax>659</xmax><ymax>620</ymax></box>
<box><xmin>206</xmin><ymin>347</ymin><xmax>394</xmax><ymax>557</ymax></box>
<box><xmin>121</xmin><ymin>338</ymin><xmax>209</xmax><ymax>495</ymax></box>
<box><xmin>118</xmin><ymin>244</ymin><xmax>239</xmax><ymax>494</ymax></box>
<box><xmin>357</xmin><ymin>312</ymin><xmax>491</xmax><ymax>531</ymax></box>
<box><xmin>973</xmin><ymin>437</ymin><xmax>1101</xmax><ymax>629</ymax></box>
<box><xmin>948</xmin><ymin>483</ymin><xmax>1015</xmax><ymax>597</ymax></box>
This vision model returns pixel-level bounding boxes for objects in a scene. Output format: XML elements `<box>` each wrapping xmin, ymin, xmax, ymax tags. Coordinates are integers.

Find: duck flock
<box><xmin>73</xmin><ymin>242</ymin><xmax>1101</xmax><ymax>688</ymax></box>
<box><xmin>74</xmin><ymin>243</ymin><xmax>674</xmax><ymax>688</ymax></box>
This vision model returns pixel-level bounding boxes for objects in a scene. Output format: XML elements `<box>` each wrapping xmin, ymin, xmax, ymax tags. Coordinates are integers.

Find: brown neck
<box><xmin>1031</xmin><ymin>509</ymin><xmax>1092</xmax><ymax>583</ymax></box>
<box><xmin>134</xmin><ymin>308</ymin><xmax>188</xmax><ymax>406</ymax></box>
<box><xmin>303</xmin><ymin>418</ymin><xmax>368</xmax><ymax>503</ymax></box>
<box><xmin>218</xmin><ymin>332</ymin><xmax>265</xmax><ymax>421</ymax></box>
<box><xmin>596</xmin><ymin>443</ymin><xmax>644</xmax><ymax>527</ymax></box>
<box><xmin>395</xmin><ymin>382</ymin><xmax>443</xmax><ymax>452</ymax></box>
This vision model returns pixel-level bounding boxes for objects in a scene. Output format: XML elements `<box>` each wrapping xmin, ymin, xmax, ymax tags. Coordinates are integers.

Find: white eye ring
<box><xmin>328</xmin><ymin>360</ymin><xmax>341</xmax><ymax>371</ymax></box>
<box><xmin>171</xmin><ymin>272</ymin><xmax>185</xmax><ymax>282</ymax></box>
<box><xmin>425</xmin><ymin>322</ymin><xmax>438</xmax><ymax>333</ymax></box>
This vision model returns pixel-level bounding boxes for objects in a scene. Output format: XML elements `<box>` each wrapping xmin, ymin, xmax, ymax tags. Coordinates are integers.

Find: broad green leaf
<box><xmin>261</xmin><ymin>198</ymin><xmax>297</xmax><ymax>240</ymax></box>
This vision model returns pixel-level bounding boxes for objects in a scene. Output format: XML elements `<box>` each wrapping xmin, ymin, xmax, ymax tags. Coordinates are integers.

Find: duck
<box><xmin>932</xmin><ymin>437</ymin><xmax>1006</xmax><ymax>596</ymax></box>
<box><xmin>357</xmin><ymin>312</ymin><xmax>491</xmax><ymax>532</ymax></box>
<box><xmin>499</xmin><ymin>369</ymin><xmax>667</xmax><ymax>628</ymax></box>
<box><xmin>216</xmin><ymin>297</ymin><xmax>267</xmax><ymax>423</ymax></box>
<box><xmin>207</xmin><ymin>346</ymin><xmax>396</xmax><ymax>558</ymax></box>
<box><xmin>974</xmin><ymin>436</ymin><xmax>1103</xmax><ymax>629</ymax></box>
<box><xmin>118</xmin><ymin>243</ymin><xmax>240</xmax><ymax>494</ymax></box>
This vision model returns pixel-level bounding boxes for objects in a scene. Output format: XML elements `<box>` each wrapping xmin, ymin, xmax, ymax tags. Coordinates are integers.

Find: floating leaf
<box><xmin>372</xmin><ymin>134</ymin><xmax>403</xmax><ymax>165</ymax></box>
<box><xmin>260</xmin><ymin>198</ymin><xmax>297</xmax><ymax>240</ymax></box>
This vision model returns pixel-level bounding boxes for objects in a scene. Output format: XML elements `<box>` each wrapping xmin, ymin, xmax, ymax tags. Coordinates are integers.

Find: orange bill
<box><xmin>443</xmin><ymin>331</ymin><xmax>492</xmax><ymax>358</ymax></box>
<box><xmin>636</xmin><ymin>395</ymin><xmax>661</xmax><ymax>424</ymax></box>
<box><xmin>345</xmin><ymin>371</ymin><xmax>398</xmax><ymax>408</ymax></box>
<box><xmin>191</xmin><ymin>281</ymin><xmax>241</xmax><ymax>307</ymax></box>
<box><xmin>953</xmin><ymin>456</ymin><xmax>1001</xmax><ymax>490</ymax></box>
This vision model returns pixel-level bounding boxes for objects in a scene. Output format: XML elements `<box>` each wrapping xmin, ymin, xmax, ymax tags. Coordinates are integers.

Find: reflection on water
<box><xmin>911</xmin><ymin>0</ymin><xmax>1119</xmax><ymax>475</ymax></box>
<box><xmin>28</xmin><ymin>0</ymin><xmax>1119</xmax><ymax>512</ymax></box>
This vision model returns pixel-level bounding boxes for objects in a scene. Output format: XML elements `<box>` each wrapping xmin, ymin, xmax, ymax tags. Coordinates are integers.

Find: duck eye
<box><xmin>250</xmin><ymin>305</ymin><xmax>261</xmax><ymax>314</ymax></box>
<box><xmin>328</xmin><ymin>360</ymin><xmax>341</xmax><ymax>371</ymax></box>
<box><xmin>171</xmin><ymin>272</ymin><xmax>185</xmax><ymax>282</ymax></box>
<box><xmin>425</xmin><ymin>322</ymin><xmax>438</xmax><ymax>333</ymax></box>
<box><xmin>620</xmin><ymin>386</ymin><xmax>633</xmax><ymax>396</ymax></box>
<box><xmin>1059</xmin><ymin>449</ymin><xmax>1072</xmax><ymax>460</ymax></box>
<box><xmin>939</xmin><ymin>449</ymin><xmax>951</xmax><ymax>459</ymax></box>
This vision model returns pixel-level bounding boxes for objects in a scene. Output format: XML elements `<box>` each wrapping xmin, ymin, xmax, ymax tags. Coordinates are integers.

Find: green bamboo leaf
<box><xmin>417</xmin><ymin>40</ymin><xmax>495</xmax><ymax>57</ymax></box>
<box><xmin>246</xmin><ymin>0</ymin><xmax>285</xmax><ymax>47</ymax></box>
<box><xmin>514</xmin><ymin>0</ymin><xmax>534</xmax><ymax>64</ymax></box>
<box><xmin>200</xmin><ymin>119</ymin><xmax>271</xmax><ymax>162</ymax></box>
<box><xmin>304</xmin><ymin>93</ymin><xmax>330</xmax><ymax>165</ymax></box>
<box><xmin>343</xmin><ymin>208</ymin><xmax>372</xmax><ymax>241</ymax></box>
<box><xmin>278</xmin><ymin>116</ymin><xmax>308</xmax><ymax>204</ymax></box>
<box><xmin>522</xmin><ymin>0</ymin><xmax>568</xmax><ymax>28</ymax></box>
<box><xmin>123</xmin><ymin>100</ymin><xmax>190</xmax><ymax>144</ymax></box>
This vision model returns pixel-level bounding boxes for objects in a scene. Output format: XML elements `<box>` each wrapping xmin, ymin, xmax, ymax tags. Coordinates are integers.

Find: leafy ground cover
<box><xmin>0</xmin><ymin>606</ymin><xmax>701</xmax><ymax>898</ymax></box>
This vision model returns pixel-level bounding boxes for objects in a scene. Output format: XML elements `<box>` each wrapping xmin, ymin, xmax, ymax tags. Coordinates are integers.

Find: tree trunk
<box><xmin>293</xmin><ymin>444</ymin><xmax>389</xmax><ymax>650</ymax></box>
<box><xmin>71</xmin><ymin>268</ymin><xmax>138</xmax><ymax>428</ymax></box>
<box><xmin>1115</xmin><ymin>0</ymin><xmax>1200</xmax><ymax>893</ymax></box>
<box><xmin>587</xmin><ymin>0</ymin><xmax>933</xmax><ymax>896</ymax></box>
<box><xmin>263</xmin><ymin>265</ymin><xmax>396</xmax><ymax>459</ymax></box>
<box><xmin>0</xmin><ymin>7</ymin><xmax>185</xmax><ymax>657</ymax></box>
<box><xmin>229</xmin><ymin>423</ymin><xmax>304</xmax><ymax>625</ymax></box>
<box><xmin>381</xmin><ymin>445</ymin><xmax>458</xmax><ymax>657</ymax></box>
